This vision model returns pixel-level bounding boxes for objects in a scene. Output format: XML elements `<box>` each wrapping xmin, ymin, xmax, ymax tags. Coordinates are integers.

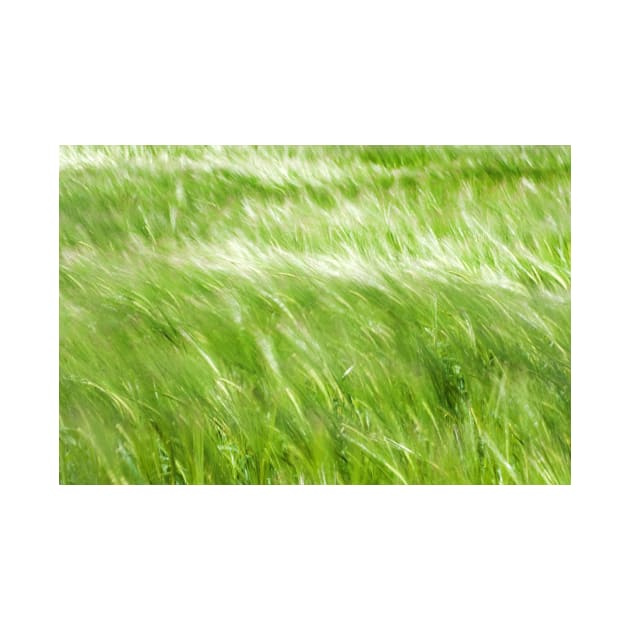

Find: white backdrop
<box><xmin>2</xmin><ymin>0</ymin><xmax>629</xmax><ymax>628</ymax></box>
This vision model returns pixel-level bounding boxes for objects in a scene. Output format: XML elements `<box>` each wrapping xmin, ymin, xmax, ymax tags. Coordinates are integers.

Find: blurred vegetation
<box><xmin>59</xmin><ymin>145</ymin><xmax>570</xmax><ymax>484</ymax></box>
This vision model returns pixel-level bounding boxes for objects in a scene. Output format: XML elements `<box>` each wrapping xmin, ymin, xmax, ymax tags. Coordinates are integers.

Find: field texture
<box><xmin>59</xmin><ymin>146</ymin><xmax>571</xmax><ymax>484</ymax></box>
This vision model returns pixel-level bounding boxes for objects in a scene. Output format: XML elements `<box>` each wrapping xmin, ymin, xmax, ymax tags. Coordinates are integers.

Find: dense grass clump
<box><xmin>59</xmin><ymin>145</ymin><xmax>570</xmax><ymax>484</ymax></box>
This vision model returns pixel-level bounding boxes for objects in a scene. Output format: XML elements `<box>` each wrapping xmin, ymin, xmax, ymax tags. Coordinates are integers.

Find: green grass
<box><xmin>59</xmin><ymin>145</ymin><xmax>570</xmax><ymax>484</ymax></box>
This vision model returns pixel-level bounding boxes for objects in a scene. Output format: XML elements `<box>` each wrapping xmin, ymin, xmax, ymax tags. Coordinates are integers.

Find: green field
<box><xmin>59</xmin><ymin>145</ymin><xmax>570</xmax><ymax>484</ymax></box>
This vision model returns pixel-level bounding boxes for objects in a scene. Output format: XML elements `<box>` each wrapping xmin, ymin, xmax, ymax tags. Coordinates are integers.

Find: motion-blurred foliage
<box><xmin>60</xmin><ymin>145</ymin><xmax>570</xmax><ymax>484</ymax></box>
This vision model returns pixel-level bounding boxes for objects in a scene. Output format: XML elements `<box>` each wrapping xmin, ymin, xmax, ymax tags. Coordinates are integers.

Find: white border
<box><xmin>4</xmin><ymin>1</ymin><xmax>629</xmax><ymax>628</ymax></box>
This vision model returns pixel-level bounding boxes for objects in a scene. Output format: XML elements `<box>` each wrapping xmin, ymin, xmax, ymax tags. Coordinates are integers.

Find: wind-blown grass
<box><xmin>59</xmin><ymin>145</ymin><xmax>570</xmax><ymax>484</ymax></box>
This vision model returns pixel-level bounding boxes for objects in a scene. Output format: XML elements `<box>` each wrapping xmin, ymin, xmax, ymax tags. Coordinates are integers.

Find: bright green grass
<box><xmin>59</xmin><ymin>145</ymin><xmax>570</xmax><ymax>484</ymax></box>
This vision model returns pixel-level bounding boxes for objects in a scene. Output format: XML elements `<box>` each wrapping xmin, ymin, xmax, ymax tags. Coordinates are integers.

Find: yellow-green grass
<box><xmin>60</xmin><ymin>145</ymin><xmax>570</xmax><ymax>484</ymax></box>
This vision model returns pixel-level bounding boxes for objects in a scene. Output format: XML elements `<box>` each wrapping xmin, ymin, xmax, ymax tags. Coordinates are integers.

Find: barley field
<box><xmin>59</xmin><ymin>145</ymin><xmax>570</xmax><ymax>484</ymax></box>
